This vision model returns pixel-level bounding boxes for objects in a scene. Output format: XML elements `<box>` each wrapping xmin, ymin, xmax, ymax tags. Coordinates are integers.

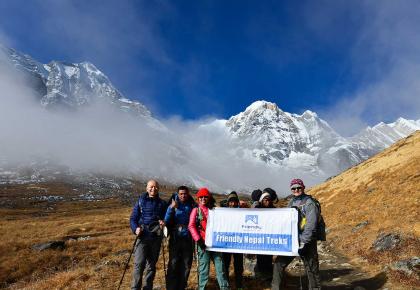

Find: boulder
<box><xmin>32</xmin><ymin>240</ymin><xmax>65</xmax><ymax>251</ymax></box>
<box><xmin>372</xmin><ymin>233</ymin><xmax>400</xmax><ymax>251</ymax></box>
<box><xmin>390</xmin><ymin>257</ymin><xmax>420</xmax><ymax>277</ymax></box>
<box><xmin>352</xmin><ymin>220</ymin><xmax>369</xmax><ymax>232</ymax></box>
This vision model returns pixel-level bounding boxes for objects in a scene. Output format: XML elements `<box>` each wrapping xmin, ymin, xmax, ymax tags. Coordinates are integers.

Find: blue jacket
<box><xmin>164</xmin><ymin>193</ymin><xmax>196</xmax><ymax>237</ymax></box>
<box><xmin>130</xmin><ymin>192</ymin><xmax>167</xmax><ymax>238</ymax></box>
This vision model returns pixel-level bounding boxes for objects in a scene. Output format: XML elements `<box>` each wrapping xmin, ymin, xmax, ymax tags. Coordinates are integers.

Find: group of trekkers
<box><xmin>129</xmin><ymin>179</ymin><xmax>322</xmax><ymax>290</ymax></box>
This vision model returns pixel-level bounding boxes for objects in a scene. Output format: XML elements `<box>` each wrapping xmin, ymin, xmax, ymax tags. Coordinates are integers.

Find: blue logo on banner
<box><xmin>245</xmin><ymin>215</ymin><xmax>258</xmax><ymax>224</ymax></box>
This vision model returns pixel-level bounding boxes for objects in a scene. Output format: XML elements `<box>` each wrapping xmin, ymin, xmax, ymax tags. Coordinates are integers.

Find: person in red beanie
<box><xmin>188</xmin><ymin>188</ymin><xmax>230</xmax><ymax>290</ymax></box>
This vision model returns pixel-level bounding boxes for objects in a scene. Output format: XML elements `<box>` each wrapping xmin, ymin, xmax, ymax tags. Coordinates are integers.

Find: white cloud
<box><xmin>311</xmin><ymin>0</ymin><xmax>420</xmax><ymax>135</ymax></box>
<box><xmin>0</xmin><ymin>48</ymin><xmax>319</xmax><ymax>195</ymax></box>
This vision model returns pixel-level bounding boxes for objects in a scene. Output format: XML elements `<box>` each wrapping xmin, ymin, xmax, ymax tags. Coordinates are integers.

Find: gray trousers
<box><xmin>271</xmin><ymin>240</ymin><xmax>321</xmax><ymax>290</ymax></box>
<box><xmin>166</xmin><ymin>235</ymin><xmax>194</xmax><ymax>290</ymax></box>
<box><xmin>131</xmin><ymin>237</ymin><xmax>162</xmax><ymax>290</ymax></box>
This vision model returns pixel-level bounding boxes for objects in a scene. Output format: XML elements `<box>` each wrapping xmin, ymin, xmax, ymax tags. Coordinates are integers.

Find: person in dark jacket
<box><xmin>130</xmin><ymin>180</ymin><xmax>167</xmax><ymax>290</ymax></box>
<box><xmin>222</xmin><ymin>191</ymin><xmax>244</xmax><ymax>290</ymax></box>
<box><xmin>271</xmin><ymin>179</ymin><xmax>321</xmax><ymax>290</ymax></box>
<box><xmin>164</xmin><ymin>186</ymin><xmax>196</xmax><ymax>290</ymax></box>
<box><xmin>252</xmin><ymin>188</ymin><xmax>277</xmax><ymax>281</ymax></box>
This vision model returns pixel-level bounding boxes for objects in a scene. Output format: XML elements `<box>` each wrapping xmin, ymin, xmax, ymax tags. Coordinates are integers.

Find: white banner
<box><xmin>205</xmin><ymin>208</ymin><xmax>299</xmax><ymax>256</ymax></box>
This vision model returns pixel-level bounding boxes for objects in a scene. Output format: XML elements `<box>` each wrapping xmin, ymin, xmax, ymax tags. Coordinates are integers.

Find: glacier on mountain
<box><xmin>1</xmin><ymin>44</ymin><xmax>419</xmax><ymax>192</ymax></box>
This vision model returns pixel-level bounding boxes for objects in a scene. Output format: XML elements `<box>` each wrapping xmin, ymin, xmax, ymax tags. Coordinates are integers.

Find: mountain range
<box><xmin>0</xmin><ymin>44</ymin><xmax>419</xmax><ymax>191</ymax></box>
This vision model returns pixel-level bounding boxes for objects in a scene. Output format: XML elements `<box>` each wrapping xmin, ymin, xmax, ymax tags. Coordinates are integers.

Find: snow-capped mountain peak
<box><xmin>1</xmin><ymin>44</ymin><xmax>153</xmax><ymax>119</ymax></box>
<box><xmin>1</xmin><ymin>44</ymin><xmax>419</xmax><ymax>192</ymax></box>
<box><xmin>224</xmin><ymin>100</ymin><xmax>419</xmax><ymax>176</ymax></box>
<box><xmin>244</xmin><ymin>100</ymin><xmax>280</xmax><ymax>112</ymax></box>
<box><xmin>301</xmin><ymin>110</ymin><xmax>318</xmax><ymax>119</ymax></box>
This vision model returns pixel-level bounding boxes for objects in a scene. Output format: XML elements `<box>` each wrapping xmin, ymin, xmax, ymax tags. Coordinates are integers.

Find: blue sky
<box><xmin>1</xmin><ymin>0</ymin><xmax>419</xmax><ymax>135</ymax></box>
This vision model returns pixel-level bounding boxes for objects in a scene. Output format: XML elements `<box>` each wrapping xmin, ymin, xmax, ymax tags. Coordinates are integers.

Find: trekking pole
<box><xmin>299</xmin><ymin>270</ymin><xmax>303</xmax><ymax>290</ymax></box>
<box><xmin>299</xmin><ymin>257</ymin><xmax>303</xmax><ymax>290</ymax></box>
<box><xmin>117</xmin><ymin>235</ymin><xmax>139</xmax><ymax>290</ymax></box>
<box><xmin>161</xmin><ymin>237</ymin><xmax>167</xmax><ymax>282</ymax></box>
<box><xmin>195</xmin><ymin>243</ymin><xmax>200</xmax><ymax>290</ymax></box>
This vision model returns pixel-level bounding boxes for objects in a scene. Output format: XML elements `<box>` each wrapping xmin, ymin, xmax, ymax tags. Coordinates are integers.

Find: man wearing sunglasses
<box><xmin>271</xmin><ymin>179</ymin><xmax>321</xmax><ymax>290</ymax></box>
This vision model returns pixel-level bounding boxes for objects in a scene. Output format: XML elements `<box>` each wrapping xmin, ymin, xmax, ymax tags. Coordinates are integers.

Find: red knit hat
<box><xmin>196</xmin><ymin>187</ymin><xmax>211</xmax><ymax>198</ymax></box>
<box><xmin>290</xmin><ymin>178</ymin><xmax>305</xmax><ymax>189</ymax></box>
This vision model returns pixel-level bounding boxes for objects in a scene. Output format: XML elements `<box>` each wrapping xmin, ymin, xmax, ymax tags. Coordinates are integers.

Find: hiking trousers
<box><xmin>255</xmin><ymin>254</ymin><xmax>273</xmax><ymax>280</ymax></box>
<box><xmin>271</xmin><ymin>240</ymin><xmax>321</xmax><ymax>290</ymax></box>
<box><xmin>223</xmin><ymin>252</ymin><xmax>244</xmax><ymax>289</ymax></box>
<box><xmin>131</xmin><ymin>237</ymin><xmax>162</xmax><ymax>290</ymax></box>
<box><xmin>166</xmin><ymin>235</ymin><xmax>194</xmax><ymax>290</ymax></box>
<box><xmin>197</xmin><ymin>247</ymin><xmax>230</xmax><ymax>290</ymax></box>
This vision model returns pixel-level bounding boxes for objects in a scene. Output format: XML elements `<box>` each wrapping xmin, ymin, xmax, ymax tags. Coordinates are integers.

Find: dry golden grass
<box><xmin>0</xmin><ymin>185</ymin><xmax>265</xmax><ymax>290</ymax></box>
<box><xmin>0</xmin><ymin>199</ymin><xmax>128</xmax><ymax>289</ymax></box>
<box><xmin>309</xmin><ymin>131</ymin><xmax>420</xmax><ymax>287</ymax></box>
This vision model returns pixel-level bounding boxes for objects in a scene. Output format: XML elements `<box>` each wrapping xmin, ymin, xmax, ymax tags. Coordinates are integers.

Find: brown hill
<box><xmin>309</xmin><ymin>130</ymin><xmax>420</xmax><ymax>287</ymax></box>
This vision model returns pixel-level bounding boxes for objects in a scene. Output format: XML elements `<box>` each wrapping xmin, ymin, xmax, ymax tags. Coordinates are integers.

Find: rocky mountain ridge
<box><xmin>222</xmin><ymin>100</ymin><xmax>419</xmax><ymax>175</ymax></box>
<box><xmin>1</xmin><ymin>43</ymin><xmax>419</xmax><ymax>189</ymax></box>
<box><xmin>1</xmin><ymin>44</ymin><xmax>153</xmax><ymax>119</ymax></box>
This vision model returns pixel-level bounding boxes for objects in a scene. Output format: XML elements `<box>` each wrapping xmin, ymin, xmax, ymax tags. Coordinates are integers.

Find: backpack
<box><xmin>195</xmin><ymin>206</ymin><xmax>206</xmax><ymax>231</ymax></box>
<box><xmin>295</xmin><ymin>195</ymin><xmax>326</xmax><ymax>241</ymax></box>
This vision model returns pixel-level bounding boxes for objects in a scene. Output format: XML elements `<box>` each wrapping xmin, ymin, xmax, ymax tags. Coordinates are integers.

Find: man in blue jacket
<box><xmin>130</xmin><ymin>180</ymin><xmax>167</xmax><ymax>290</ymax></box>
<box><xmin>164</xmin><ymin>186</ymin><xmax>196</xmax><ymax>290</ymax></box>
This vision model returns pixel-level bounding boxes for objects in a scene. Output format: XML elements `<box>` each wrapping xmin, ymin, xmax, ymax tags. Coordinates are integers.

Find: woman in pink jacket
<box><xmin>188</xmin><ymin>188</ymin><xmax>230</xmax><ymax>290</ymax></box>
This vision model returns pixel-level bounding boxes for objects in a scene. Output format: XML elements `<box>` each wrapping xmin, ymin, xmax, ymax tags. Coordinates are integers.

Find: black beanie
<box><xmin>251</xmin><ymin>189</ymin><xmax>262</xmax><ymax>201</ymax></box>
<box><xmin>227</xmin><ymin>191</ymin><xmax>239</xmax><ymax>202</ymax></box>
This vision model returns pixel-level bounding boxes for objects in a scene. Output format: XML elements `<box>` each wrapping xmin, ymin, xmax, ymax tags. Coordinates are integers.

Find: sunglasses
<box><xmin>198</xmin><ymin>196</ymin><xmax>209</xmax><ymax>199</ymax></box>
<box><xmin>291</xmin><ymin>187</ymin><xmax>303</xmax><ymax>191</ymax></box>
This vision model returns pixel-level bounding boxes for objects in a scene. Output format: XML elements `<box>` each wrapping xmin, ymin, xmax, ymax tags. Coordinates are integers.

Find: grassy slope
<box><xmin>0</xmin><ymin>187</ymin><xmax>258</xmax><ymax>289</ymax></box>
<box><xmin>309</xmin><ymin>131</ymin><xmax>420</xmax><ymax>286</ymax></box>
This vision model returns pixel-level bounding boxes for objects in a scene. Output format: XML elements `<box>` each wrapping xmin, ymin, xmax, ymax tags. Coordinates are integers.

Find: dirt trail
<box><xmin>129</xmin><ymin>242</ymin><xmax>388</xmax><ymax>290</ymax></box>
<box><xmin>280</xmin><ymin>243</ymin><xmax>387</xmax><ymax>290</ymax></box>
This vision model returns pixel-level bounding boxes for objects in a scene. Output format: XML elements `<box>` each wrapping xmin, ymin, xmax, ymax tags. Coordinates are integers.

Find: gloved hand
<box><xmin>197</xmin><ymin>239</ymin><xmax>206</xmax><ymax>251</ymax></box>
<box><xmin>298</xmin><ymin>242</ymin><xmax>306</xmax><ymax>255</ymax></box>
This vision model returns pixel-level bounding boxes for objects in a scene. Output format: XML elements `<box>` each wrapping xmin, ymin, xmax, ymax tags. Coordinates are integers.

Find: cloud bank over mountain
<box><xmin>1</xmin><ymin>46</ymin><xmax>316</xmax><ymax>194</ymax></box>
<box><xmin>2</xmin><ymin>44</ymin><xmax>419</xmax><ymax>195</ymax></box>
<box><xmin>307</xmin><ymin>1</ymin><xmax>420</xmax><ymax>135</ymax></box>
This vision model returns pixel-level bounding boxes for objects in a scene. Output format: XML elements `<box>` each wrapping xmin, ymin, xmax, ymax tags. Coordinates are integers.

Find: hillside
<box><xmin>309</xmin><ymin>130</ymin><xmax>420</xmax><ymax>287</ymax></box>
